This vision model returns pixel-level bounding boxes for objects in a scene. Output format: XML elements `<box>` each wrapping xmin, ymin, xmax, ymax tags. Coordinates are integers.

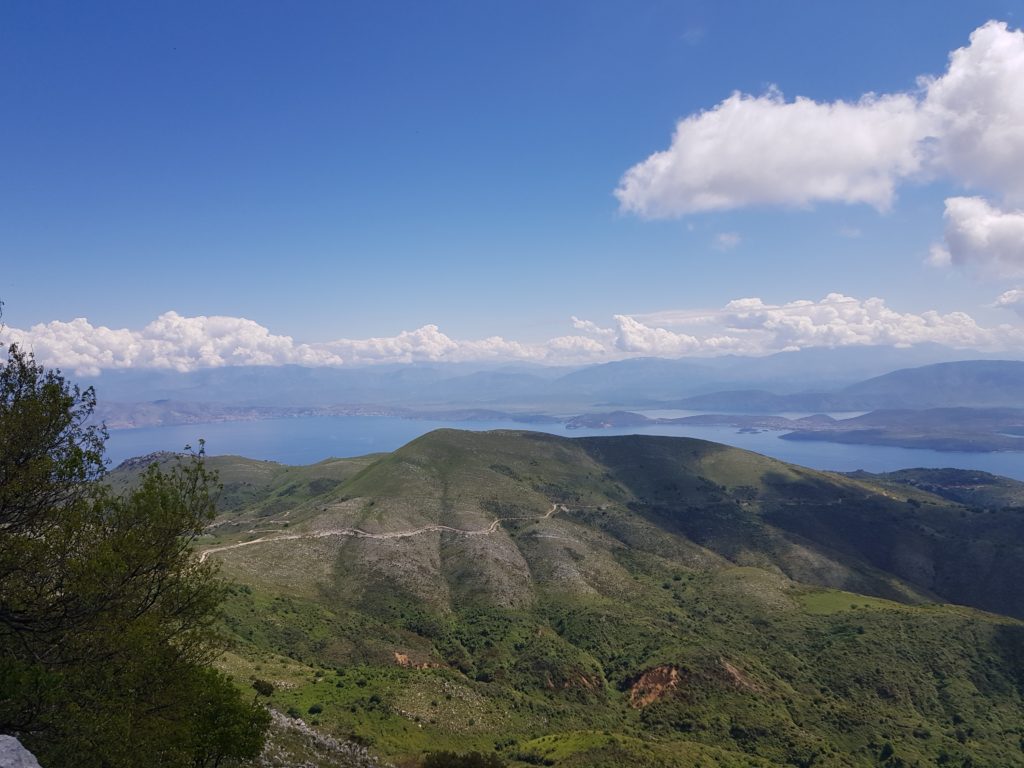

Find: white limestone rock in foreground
<box><xmin>0</xmin><ymin>737</ymin><xmax>42</xmax><ymax>768</ymax></box>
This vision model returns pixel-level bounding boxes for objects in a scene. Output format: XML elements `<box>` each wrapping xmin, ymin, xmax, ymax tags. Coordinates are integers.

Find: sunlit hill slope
<box><xmin>117</xmin><ymin>430</ymin><xmax>1024</xmax><ymax>767</ymax></box>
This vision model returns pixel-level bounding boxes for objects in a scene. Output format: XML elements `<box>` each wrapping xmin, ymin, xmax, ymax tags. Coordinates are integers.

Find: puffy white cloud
<box><xmin>0</xmin><ymin>313</ymin><xmax>613</xmax><ymax>375</ymax></box>
<box><xmin>3</xmin><ymin>297</ymin><xmax>1022</xmax><ymax>375</ymax></box>
<box><xmin>994</xmin><ymin>288</ymin><xmax>1024</xmax><ymax>317</ymax></box>
<box><xmin>938</xmin><ymin>196</ymin><xmax>1024</xmax><ymax>277</ymax></box>
<box><xmin>543</xmin><ymin>334</ymin><xmax>610</xmax><ymax>358</ymax></box>
<box><xmin>632</xmin><ymin>293</ymin><xmax>1024</xmax><ymax>354</ymax></box>
<box><xmin>615</xmin><ymin>88</ymin><xmax>925</xmax><ymax>216</ymax></box>
<box><xmin>322</xmin><ymin>325</ymin><xmax>545</xmax><ymax>366</ymax></box>
<box><xmin>611</xmin><ymin>314</ymin><xmax>703</xmax><ymax>356</ymax></box>
<box><xmin>615</xmin><ymin>20</ymin><xmax>1024</xmax><ymax>226</ymax></box>
<box><xmin>0</xmin><ymin>312</ymin><xmax>344</xmax><ymax>376</ymax></box>
<box><xmin>570</xmin><ymin>316</ymin><xmax>616</xmax><ymax>340</ymax></box>
<box><xmin>926</xmin><ymin>243</ymin><xmax>953</xmax><ymax>268</ymax></box>
<box><xmin>922</xmin><ymin>22</ymin><xmax>1024</xmax><ymax>202</ymax></box>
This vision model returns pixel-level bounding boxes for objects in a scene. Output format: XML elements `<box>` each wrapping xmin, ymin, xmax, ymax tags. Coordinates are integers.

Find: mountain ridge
<box><xmin>113</xmin><ymin>429</ymin><xmax>1024</xmax><ymax>767</ymax></box>
<box><xmin>674</xmin><ymin>360</ymin><xmax>1024</xmax><ymax>412</ymax></box>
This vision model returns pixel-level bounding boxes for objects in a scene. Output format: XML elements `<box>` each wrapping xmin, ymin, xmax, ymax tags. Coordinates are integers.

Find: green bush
<box><xmin>422</xmin><ymin>750</ymin><xmax>505</xmax><ymax>768</ymax></box>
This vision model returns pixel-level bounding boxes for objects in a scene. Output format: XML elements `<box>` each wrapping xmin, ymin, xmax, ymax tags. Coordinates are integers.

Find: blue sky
<box><xmin>3</xmin><ymin>1</ymin><xmax>1024</xmax><ymax>371</ymax></box>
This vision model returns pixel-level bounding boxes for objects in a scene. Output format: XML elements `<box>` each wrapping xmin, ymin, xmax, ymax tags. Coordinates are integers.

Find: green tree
<box><xmin>423</xmin><ymin>752</ymin><xmax>506</xmax><ymax>768</ymax></box>
<box><xmin>0</xmin><ymin>342</ymin><xmax>269</xmax><ymax>767</ymax></box>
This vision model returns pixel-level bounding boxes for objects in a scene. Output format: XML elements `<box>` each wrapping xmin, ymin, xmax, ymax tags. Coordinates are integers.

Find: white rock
<box><xmin>0</xmin><ymin>736</ymin><xmax>42</xmax><ymax>768</ymax></box>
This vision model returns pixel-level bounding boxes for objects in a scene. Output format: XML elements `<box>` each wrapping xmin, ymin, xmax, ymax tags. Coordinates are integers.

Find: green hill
<box><xmin>134</xmin><ymin>430</ymin><xmax>1024</xmax><ymax>767</ymax></box>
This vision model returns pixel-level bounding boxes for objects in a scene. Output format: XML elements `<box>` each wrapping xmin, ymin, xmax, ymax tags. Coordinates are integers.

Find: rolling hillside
<box><xmin>131</xmin><ymin>431</ymin><xmax>1024</xmax><ymax>767</ymax></box>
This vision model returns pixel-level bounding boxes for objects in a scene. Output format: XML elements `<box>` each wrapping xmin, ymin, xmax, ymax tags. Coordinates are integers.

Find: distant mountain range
<box><xmin>672</xmin><ymin>360</ymin><xmax>1024</xmax><ymax>412</ymax></box>
<box><xmin>82</xmin><ymin>346</ymin><xmax>1019</xmax><ymax>410</ymax></box>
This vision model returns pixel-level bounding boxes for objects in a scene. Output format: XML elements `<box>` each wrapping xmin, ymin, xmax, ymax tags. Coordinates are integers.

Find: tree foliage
<box><xmin>422</xmin><ymin>752</ymin><xmax>506</xmax><ymax>768</ymax></box>
<box><xmin>0</xmin><ymin>343</ymin><xmax>269</xmax><ymax>767</ymax></box>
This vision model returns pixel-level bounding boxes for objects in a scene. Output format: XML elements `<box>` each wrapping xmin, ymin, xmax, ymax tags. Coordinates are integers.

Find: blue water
<box><xmin>102</xmin><ymin>415</ymin><xmax>1024</xmax><ymax>480</ymax></box>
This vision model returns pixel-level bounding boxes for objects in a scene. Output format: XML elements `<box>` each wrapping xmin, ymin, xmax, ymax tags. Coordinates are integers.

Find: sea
<box><xmin>103</xmin><ymin>411</ymin><xmax>1024</xmax><ymax>481</ymax></box>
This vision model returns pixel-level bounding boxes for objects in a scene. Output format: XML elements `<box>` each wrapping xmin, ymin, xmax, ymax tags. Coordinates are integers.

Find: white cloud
<box><xmin>927</xmin><ymin>243</ymin><xmax>953</xmax><ymax>268</ymax></box>
<box><xmin>632</xmin><ymin>293</ymin><xmax>1024</xmax><ymax>354</ymax></box>
<box><xmin>570</xmin><ymin>316</ymin><xmax>616</xmax><ymax>340</ymax></box>
<box><xmin>922</xmin><ymin>22</ymin><xmax>1024</xmax><ymax>202</ymax></box>
<box><xmin>611</xmin><ymin>314</ymin><xmax>703</xmax><ymax>356</ymax></box>
<box><xmin>615</xmin><ymin>20</ymin><xmax>1024</xmax><ymax>238</ymax></box>
<box><xmin>321</xmin><ymin>325</ymin><xmax>542</xmax><ymax>366</ymax></box>
<box><xmin>615</xmin><ymin>87</ymin><xmax>925</xmax><ymax>216</ymax></box>
<box><xmin>714</xmin><ymin>232</ymin><xmax>742</xmax><ymax>250</ymax></box>
<box><xmin>0</xmin><ymin>313</ymin><xmax>612</xmax><ymax>375</ymax></box>
<box><xmin>937</xmin><ymin>196</ymin><xmax>1024</xmax><ymax>277</ymax></box>
<box><xmin>994</xmin><ymin>288</ymin><xmax>1024</xmax><ymax>317</ymax></box>
<box><xmin>0</xmin><ymin>312</ymin><xmax>344</xmax><ymax>376</ymax></box>
<box><xmin>3</xmin><ymin>297</ymin><xmax>1020</xmax><ymax>375</ymax></box>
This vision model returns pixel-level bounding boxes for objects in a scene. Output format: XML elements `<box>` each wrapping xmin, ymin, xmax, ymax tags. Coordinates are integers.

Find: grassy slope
<box><xmin>121</xmin><ymin>430</ymin><xmax>1024</xmax><ymax>767</ymax></box>
<box><xmin>856</xmin><ymin>468</ymin><xmax>1024</xmax><ymax>510</ymax></box>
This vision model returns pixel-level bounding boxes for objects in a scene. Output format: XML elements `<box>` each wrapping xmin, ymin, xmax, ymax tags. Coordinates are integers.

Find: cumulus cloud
<box><xmin>615</xmin><ymin>88</ymin><xmax>924</xmax><ymax>215</ymax></box>
<box><xmin>994</xmin><ymin>288</ymin><xmax>1024</xmax><ymax>317</ymax></box>
<box><xmin>922</xmin><ymin>22</ymin><xmax>1024</xmax><ymax>202</ymax></box>
<box><xmin>631</xmin><ymin>293</ymin><xmax>1024</xmax><ymax>355</ymax></box>
<box><xmin>926</xmin><ymin>243</ymin><xmax>953</xmax><ymax>268</ymax></box>
<box><xmin>3</xmin><ymin>297</ymin><xmax>1021</xmax><ymax>375</ymax></box>
<box><xmin>937</xmin><ymin>196</ymin><xmax>1024</xmax><ymax>277</ymax></box>
<box><xmin>321</xmin><ymin>325</ymin><xmax>539</xmax><ymax>366</ymax></box>
<box><xmin>0</xmin><ymin>313</ymin><xmax>613</xmax><ymax>375</ymax></box>
<box><xmin>0</xmin><ymin>312</ymin><xmax>344</xmax><ymax>376</ymax></box>
<box><xmin>615</xmin><ymin>21</ymin><xmax>1024</xmax><ymax>227</ymax></box>
<box><xmin>611</xmin><ymin>315</ymin><xmax>702</xmax><ymax>356</ymax></box>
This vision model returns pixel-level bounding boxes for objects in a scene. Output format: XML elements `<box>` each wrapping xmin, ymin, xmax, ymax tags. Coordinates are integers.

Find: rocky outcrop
<box><xmin>627</xmin><ymin>658</ymin><xmax>760</xmax><ymax>708</ymax></box>
<box><xmin>259</xmin><ymin>709</ymin><xmax>390</xmax><ymax>768</ymax></box>
<box><xmin>628</xmin><ymin>664</ymin><xmax>680</xmax><ymax>707</ymax></box>
<box><xmin>392</xmin><ymin>651</ymin><xmax>440</xmax><ymax>670</ymax></box>
<box><xmin>0</xmin><ymin>737</ymin><xmax>42</xmax><ymax>768</ymax></box>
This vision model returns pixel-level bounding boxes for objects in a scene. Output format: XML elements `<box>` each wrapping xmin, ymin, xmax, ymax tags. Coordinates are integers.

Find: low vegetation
<box><xmin>186</xmin><ymin>428</ymin><xmax>1024</xmax><ymax>766</ymax></box>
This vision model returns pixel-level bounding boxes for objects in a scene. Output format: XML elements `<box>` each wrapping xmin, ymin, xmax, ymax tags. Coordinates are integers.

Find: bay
<box><xmin>103</xmin><ymin>415</ymin><xmax>1024</xmax><ymax>480</ymax></box>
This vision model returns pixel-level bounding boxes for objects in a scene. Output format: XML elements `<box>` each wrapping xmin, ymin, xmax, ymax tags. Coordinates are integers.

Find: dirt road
<box><xmin>198</xmin><ymin>503</ymin><xmax>566</xmax><ymax>563</ymax></box>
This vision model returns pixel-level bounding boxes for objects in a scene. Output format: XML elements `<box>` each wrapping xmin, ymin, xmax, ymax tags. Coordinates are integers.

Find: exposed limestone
<box><xmin>629</xmin><ymin>664</ymin><xmax>680</xmax><ymax>707</ymax></box>
<box><xmin>0</xmin><ymin>737</ymin><xmax>42</xmax><ymax>768</ymax></box>
<box><xmin>258</xmin><ymin>709</ymin><xmax>390</xmax><ymax>768</ymax></box>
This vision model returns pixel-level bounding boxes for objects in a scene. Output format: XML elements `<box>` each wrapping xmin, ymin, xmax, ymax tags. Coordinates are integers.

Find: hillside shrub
<box><xmin>422</xmin><ymin>751</ymin><xmax>505</xmax><ymax>768</ymax></box>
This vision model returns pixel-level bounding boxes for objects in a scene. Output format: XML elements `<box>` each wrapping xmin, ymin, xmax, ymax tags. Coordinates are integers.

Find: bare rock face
<box><xmin>0</xmin><ymin>737</ymin><xmax>42</xmax><ymax>768</ymax></box>
<box><xmin>629</xmin><ymin>664</ymin><xmax>680</xmax><ymax>708</ymax></box>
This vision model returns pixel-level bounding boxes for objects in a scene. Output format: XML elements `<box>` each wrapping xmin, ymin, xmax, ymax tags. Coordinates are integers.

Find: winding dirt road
<box><xmin>198</xmin><ymin>503</ymin><xmax>566</xmax><ymax>563</ymax></box>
